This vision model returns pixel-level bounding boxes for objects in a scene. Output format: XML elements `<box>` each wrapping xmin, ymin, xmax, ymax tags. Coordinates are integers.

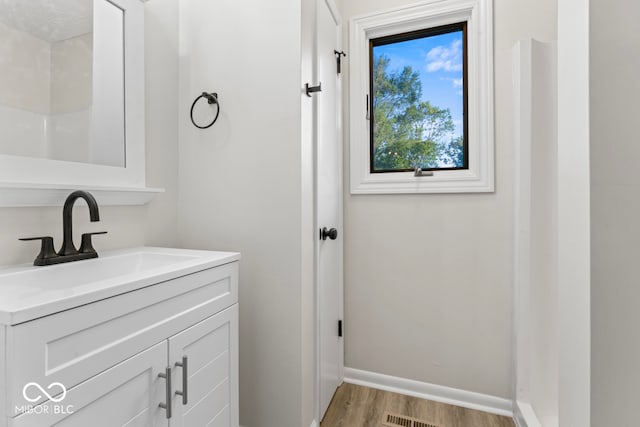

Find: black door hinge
<box><xmin>338</xmin><ymin>320</ymin><xmax>343</xmax><ymax>337</ymax></box>
<box><xmin>334</xmin><ymin>50</ymin><xmax>346</xmax><ymax>74</ymax></box>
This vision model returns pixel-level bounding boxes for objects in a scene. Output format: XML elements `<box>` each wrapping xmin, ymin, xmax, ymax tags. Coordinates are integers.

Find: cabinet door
<box><xmin>10</xmin><ymin>341</ymin><xmax>169</xmax><ymax>427</ymax></box>
<box><xmin>168</xmin><ymin>304</ymin><xmax>238</xmax><ymax>427</ymax></box>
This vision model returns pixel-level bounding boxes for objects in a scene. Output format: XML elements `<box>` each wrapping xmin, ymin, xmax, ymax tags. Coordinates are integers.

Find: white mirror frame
<box><xmin>0</xmin><ymin>0</ymin><xmax>162</xmax><ymax>206</ymax></box>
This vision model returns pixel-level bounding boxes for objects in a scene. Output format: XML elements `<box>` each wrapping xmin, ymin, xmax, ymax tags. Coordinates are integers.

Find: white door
<box><xmin>316</xmin><ymin>0</ymin><xmax>343</xmax><ymax>420</ymax></box>
<box><xmin>168</xmin><ymin>305</ymin><xmax>239</xmax><ymax>427</ymax></box>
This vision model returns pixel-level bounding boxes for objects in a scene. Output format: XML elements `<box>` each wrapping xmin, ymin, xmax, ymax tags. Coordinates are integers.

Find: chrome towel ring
<box><xmin>190</xmin><ymin>92</ymin><xmax>220</xmax><ymax>129</ymax></box>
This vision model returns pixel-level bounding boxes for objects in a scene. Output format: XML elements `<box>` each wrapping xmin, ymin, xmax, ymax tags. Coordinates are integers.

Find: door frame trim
<box><xmin>314</xmin><ymin>0</ymin><xmax>344</xmax><ymax>423</ymax></box>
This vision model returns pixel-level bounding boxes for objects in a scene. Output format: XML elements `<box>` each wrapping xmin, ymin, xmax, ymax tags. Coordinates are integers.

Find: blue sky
<box><xmin>373</xmin><ymin>30</ymin><xmax>464</xmax><ymax>139</ymax></box>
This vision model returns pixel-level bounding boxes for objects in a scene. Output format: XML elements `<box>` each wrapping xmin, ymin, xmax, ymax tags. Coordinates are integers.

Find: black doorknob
<box><xmin>320</xmin><ymin>227</ymin><xmax>338</xmax><ymax>241</ymax></box>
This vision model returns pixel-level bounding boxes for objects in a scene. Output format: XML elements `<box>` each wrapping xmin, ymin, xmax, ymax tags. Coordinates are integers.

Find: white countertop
<box><xmin>0</xmin><ymin>246</ymin><xmax>240</xmax><ymax>325</ymax></box>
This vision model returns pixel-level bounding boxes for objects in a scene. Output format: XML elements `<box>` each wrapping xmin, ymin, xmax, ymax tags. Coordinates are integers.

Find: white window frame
<box><xmin>349</xmin><ymin>0</ymin><xmax>494</xmax><ymax>194</ymax></box>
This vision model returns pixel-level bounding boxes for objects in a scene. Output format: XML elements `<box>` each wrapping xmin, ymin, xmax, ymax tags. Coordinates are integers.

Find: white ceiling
<box><xmin>0</xmin><ymin>0</ymin><xmax>93</xmax><ymax>42</ymax></box>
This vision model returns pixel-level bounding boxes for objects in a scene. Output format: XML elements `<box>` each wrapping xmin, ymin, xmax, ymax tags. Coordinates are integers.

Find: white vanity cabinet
<box><xmin>0</xmin><ymin>247</ymin><xmax>240</xmax><ymax>427</ymax></box>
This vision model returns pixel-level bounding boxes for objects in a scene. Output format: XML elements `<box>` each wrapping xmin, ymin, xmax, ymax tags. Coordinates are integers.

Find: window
<box><xmin>349</xmin><ymin>0</ymin><xmax>494</xmax><ymax>194</ymax></box>
<box><xmin>370</xmin><ymin>23</ymin><xmax>468</xmax><ymax>173</ymax></box>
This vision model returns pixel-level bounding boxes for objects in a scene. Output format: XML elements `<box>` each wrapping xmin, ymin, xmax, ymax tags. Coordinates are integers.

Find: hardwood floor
<box><xmin>321</xmin><ymin>383</ymin><xmax>515</xmax><ymax>427</ymax></box>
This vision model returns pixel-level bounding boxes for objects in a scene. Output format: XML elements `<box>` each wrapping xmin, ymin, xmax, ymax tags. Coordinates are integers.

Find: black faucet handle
<box><xmin>79</xmin><ymin>232</ymin><xmax>107</xmax><ymax>254</ymax></box>
<box><xmin>19</xmin><ymin>236</ymin><xmax>58</xmax><ymax>264</ymax></box>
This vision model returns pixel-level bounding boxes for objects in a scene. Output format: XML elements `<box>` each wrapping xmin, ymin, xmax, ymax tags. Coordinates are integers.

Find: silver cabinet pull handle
<box><xmin>175</xmin><ymin>356</ymin><xmax>188</xmax><ymax>405</ymax></box>
<box><xmin>158</xmin><ymin>367</ymin><xmax>172</xmax><ymax>419</ymax></box>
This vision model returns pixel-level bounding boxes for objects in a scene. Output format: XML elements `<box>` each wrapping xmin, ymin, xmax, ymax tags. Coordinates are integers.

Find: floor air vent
<box><xmin>382</xmin><ymin>411</ymin><xmax>441</xmax><ymax>427</ymax></box>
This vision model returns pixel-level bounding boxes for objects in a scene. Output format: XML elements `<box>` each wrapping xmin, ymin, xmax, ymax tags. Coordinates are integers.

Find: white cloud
<box><xmin>440</xmin><ymin>77</ymin><xmax>464</xmax><ymax>91</ymax></box>
<box><xmin>426</xmin><ymin>39</ymin><xmax>463</xmax><ymax>72</ymax></box>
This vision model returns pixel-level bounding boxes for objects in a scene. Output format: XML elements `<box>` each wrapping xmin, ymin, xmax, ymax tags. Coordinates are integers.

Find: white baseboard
<box><xmin>513</xmin><ymin>400</ymin><xmax>558</xmax><ymax>427</ymax></box>
<box><xmin>513</xmin><ymin>403</ymin><xmax>527</xmax><ymax>427</ymax></box>
<box><xmin>343</xmin><ymin>367</ymin><xmax>513</xmax><ymax>418</ymax></box>
<box><xmin>514</xmin><ymin>401</ymin><xmax>543</xmax><ymax>427</ymax></box>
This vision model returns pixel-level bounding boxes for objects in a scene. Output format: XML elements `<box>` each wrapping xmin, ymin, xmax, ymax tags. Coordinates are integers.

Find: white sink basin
<box><xmin>0</xmin><ymin>247</ymin><xmax>240</xmax><ymax>325</ymax></box>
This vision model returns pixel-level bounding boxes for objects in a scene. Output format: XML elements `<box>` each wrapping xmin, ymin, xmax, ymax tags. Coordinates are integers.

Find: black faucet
<box><xmin>59</xmin><ymin>190</ymin><xmax>100</xmax><ymax>256</ymax></box>
<box><xmin>20</xmin><ymin>190</ymin><xmax>107</xmax><ymax>266</ymax></box>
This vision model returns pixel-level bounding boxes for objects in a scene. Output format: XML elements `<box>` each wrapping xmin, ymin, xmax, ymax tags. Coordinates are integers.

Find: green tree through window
<box><xmin>370</xmin><ymin>25</ymin><xmax>467</xmax><ymax>172</ymax></box>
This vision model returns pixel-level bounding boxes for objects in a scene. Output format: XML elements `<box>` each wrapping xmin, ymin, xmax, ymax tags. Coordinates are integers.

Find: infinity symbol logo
<box><xmin>22</xmin><ymin>382</ymin><xmax>67</xmax><ymax>403</ymax></box>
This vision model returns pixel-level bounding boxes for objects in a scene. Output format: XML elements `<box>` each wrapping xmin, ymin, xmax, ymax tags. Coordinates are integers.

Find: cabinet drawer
<box><xmin>5</xmin><ymin>262</ymin><xmax>238</xmax><ymax>416</ymax></box>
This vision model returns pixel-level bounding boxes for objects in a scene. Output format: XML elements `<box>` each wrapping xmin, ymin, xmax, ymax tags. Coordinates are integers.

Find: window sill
<box><xmin>351</xmin><ymin>168</ymin><xmax>493</xmax><ymax>194</ymax></box>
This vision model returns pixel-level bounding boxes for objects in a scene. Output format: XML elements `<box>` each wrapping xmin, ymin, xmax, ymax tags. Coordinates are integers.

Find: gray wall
<box><xmin>176</xmin><ymin>1</ymin><xmax>313</xmax><ymax>426</ymax></box>
<box><xmin>337</xmin><ymin>0</ymin><xmax>557</xmax><ymax>398</ymax></box>
<box><xmin>590</xmin><ymin>0</ymin><xmax>640</xmax><ymax>424</ymax></box>
<box><xmin>0</xmin><ymin>0</ymin><xmax>179</xmax><ymax>266</ymax></box>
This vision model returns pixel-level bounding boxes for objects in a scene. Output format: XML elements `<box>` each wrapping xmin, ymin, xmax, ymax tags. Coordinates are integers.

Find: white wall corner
<box><xmin>344</xmin><ymin>367</ymin><xmax>513</xmax><ymax>417</ymax></box>
<box><xmin>557</xmin><ymin>0</ymin><xmax>591</xmax><ymax>424</ymax></box>
<box><xmin>511</xmin><ymin>38</ymin><xmax>559</xmax><ymax>427</ymax></box>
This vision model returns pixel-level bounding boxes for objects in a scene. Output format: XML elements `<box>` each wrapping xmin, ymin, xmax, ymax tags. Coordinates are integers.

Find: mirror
<box><xmin>0</xmin><ymin>0</ymin><xmax>150</xmax><ymax>205</ymax></box>
<box><xmin>0</xmin><ymin>0</ymin><xmax>126</xmax><ymax>168</ymax></box>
